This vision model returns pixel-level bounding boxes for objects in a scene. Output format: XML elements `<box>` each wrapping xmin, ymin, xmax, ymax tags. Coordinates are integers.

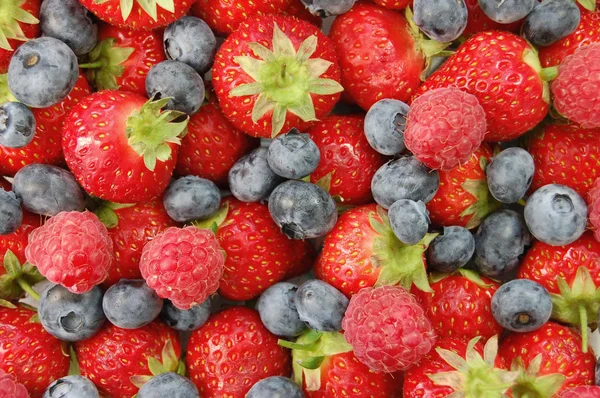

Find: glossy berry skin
<box><xmin>162</xmin><ymin>176</ymin><xmax>221</xmax><ymax>223</ymax></box>
<box><xmin>0</xmin><ymin>368</ymin><xmax>28</xmax><ymax>398</ymax></box>
<box><xmin>228</xmin><ymin>147</ymin><xmax>283</xmax><ymax>203</ymax></box>
<box><xmin>0</xmin><ymin>210</ymin><xmax>41</xmax><ymax>264</ymax></box>
<box><xmin>137</xmin><ymin>373</ymin><xmax>199</xmax><ymax>397</ymax></box>
<box><xmin>42</xmin><ymin>376</ymin><xmax>99</xmax><ymax>398</ymax></box>
<box><xmin>364</xmin><ymin>99</ymin><xmax>408</xmax><ymax>156</ymax></box>
<box><xmin>257</xmin><ymin>282</ymin><xmax>306</xmax><ymax>337</ymax></box>
<box><xmin>413</xmin><ymin>0</ymin><xmax>468</xmax><ymax>42</ymax></box>
<box><xmin>427</xmin><ymin>226</ymin><xmax>475</xmax><ymax>273</ymax></box>
<box><xmin>561</xmin><ymin>386</ymin><xmax>600</xmax><ymax>398</ymax></box>
<box><xmin>523</xmin><ymin>0</ymin><xmax>581</xmax><ymax>47</ymax></box>
<box><xmin>39</xmin><ymin>0</ymin><xmax>98</xmax><ymax>56</ymax></box>
<box><xmin>247</xmin><ymin>376</ymin><xmax>303</xmax><ymax>398</ymax></box>
<box><xmin>163</xmin><ymin>16</ymin><xmax>216</xmax><ymax>74</ymax></box>
<box><xmin>588</xmin><ymin>178</ymin><xmax>600</xmax><ymax>242</ymax></box>
<box><xmin>478</xmin><ymin>0</ymin><xmax>536</xmax><ymax>24</ymax></box>
<box><xmin>295</xmin><ymin>280</ymin><xmax>348</xmax><ymax>332</ymax></box>
<box><xmin>371</xmin><ymin>0</ymin><xmax>411</xmax><ymax>9</ymax></box>
<box><xmin>103</xmin><ymin>279</ymin><xmax>163</xmax><ymax>329</ymax></box>
<box><xmin>267</xmin><ymin>129</ymin><xmax>320</xmax><ymax>180</ymax></box>
<box><xmin>486</xmin><ymin>147</ymin><xmax>535</xmax><ymax>203</ymax></box>
<box><xmin>25</xmin><ymin>211</ymin><xmax>114</xmax><ymax>294</ymax></box>
<box><xmin>186</xmin><ymin>307</ymin><xmax>291</xmax><ymax>398</ymax></box>
<box><xmin>0</xmin><ymin>102</ymin><xmax>36</xmax><ymax>148</ymax></box>
<box><xmin>0</xmin><ymin>189</ymin><xmax>22</xmax><ymax>235</ymax></box>
<box><xmin>491</xmin><ymin>279</ymin><xmax>552</xmax><ymax>332</ymax></box>
<box><xmin>0</xmin><ymin>0</ymin><xmax>41</xmax><ymax>75</ymax></box>
<box><xmin>0</xmin><ymin>306</ymin><xmax>70</xmax><ymax>397</ymax></box>
<box><xmin>145</xmin><ymin>61</ymin><xmax>205</xmax><ymax>115</ymax></box>
<box><xmin>388</xmin><ymin>199</ymin><xmax>429</xmax><ymax>245</ymax></box>
<box><xmin>160</xmin><ymin>298</ymin><xmax>211</xmax><ymax>332</ymax></box>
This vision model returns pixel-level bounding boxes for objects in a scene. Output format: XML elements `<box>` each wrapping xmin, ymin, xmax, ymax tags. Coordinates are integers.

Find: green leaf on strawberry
<box><xmin>577</xmin><ymin>0</ymin><xmax>596</xmax><ymax>12</ymax></box>
<box><xmin>130</xmin><ymin>339</ymin><xmax>185</xmax><ymax>388</ymax></box>
<box><xmin>460</xmin><ymin>176</ymin><xmax>501</xmax><ymax>230</ymax></box>
<box><xmin>68</xmin><ymin>344</ymin><xmax>81</xmax><ymax>376</ymax></box>
<box><xmin>508</xmin><ymin>355</ymin><xmax>566</xmax><ymax>398</ymax></box>
<box><xmin>0</xmin><ymin>0</ymin><xmax>39</xmax><ymax>50</ymax></box>
<box><xmin>192</xmin><ymin>201</ymin><xmax>230</xmax><ymax>231</ymax></box>
<box><xmin>0</xmin><ymin>73</ymin><xmax>17</xmax><ymax>103</ymax></box>
<box><xmin>0</xmin><ymin>250</ymin><xmax>44</xmax><ymax>301</ymax></box>
<box><xmin>82</xmin><ymin>38</ymin><xmax>135</xmax><ymax>91</ymax></box>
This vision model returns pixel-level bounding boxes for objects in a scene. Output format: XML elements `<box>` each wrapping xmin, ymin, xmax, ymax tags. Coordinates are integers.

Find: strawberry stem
<box><xmin>16</xmin><ymin>277</ymin><xmax>39</xmax><ymax>301</ymax></box>
<box><xmin>78</xmin><ymin>61</ymin><xmax>104</xmax><ymax>69</ymax></box>
<box><xmin>579</xmin><ymin>304</ymin><xmax>588</xmax><ymax>353</ymax></box>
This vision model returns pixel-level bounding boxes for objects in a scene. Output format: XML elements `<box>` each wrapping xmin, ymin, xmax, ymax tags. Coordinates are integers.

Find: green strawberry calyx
<box><xmin>230</xmin><ymin>23</ymin><xmax>344</xmax><ymax>138</ymax></box>
<box><xmin>428</xmin><ymin>335</ymin><xmax>519</xmax><ymax>398</ymax></box>
<box><xmin>522</xmin><ymin>45</ymin><xmax>553</xmax><ymax>104</ymax></box>
<box><xmin>90</xmin><ymin>199</ymin><xmax>136</xmax><ymax>229</ymax></box>
<box><xmin>0</xmin><ymin>250</ymin><xmax>44</xmax><ymax>301</ymax></box>
<box><xmin>192</xmin><ymin>201</ymin><xmax>230</xmax><ymax>235</ymax></box>
<box><xmin>0</xmin><ymin>73</ymin><xmax>18</xmax><ymax>103</ymax></box>
<box><xmin>508</xmin><ymin>355</ymin><xmax>566</xmax><ymax>398</ymax></box>
<box><xmin>279</xmin><ymin>330</ymin><xmax>353</xmax><ymax>392</ymax></box>
<box><xmin>369</xmin><ymin>206</ymin><xmax>437</xmax><ymax>293</ymax></box>
<box><xmin>0</xmin><ymin>0</ymin><xmax>39</xmax><ymax>51</ymax></box>
<box><xmin>460</xmin><ymin>156</ymin><xmax>501</xmax><ymax>230</ymax></box>
<box><xmin>577</xmin><ymin>0</ymin><xmax>596</xmax><ymax>11</ymax></box>
<box><xmin>92</xmin><ymin>0</ymin><xmax>176</xmax><ymax>22</ymax></box>
<box><xmin>130</xmin><ymin>339</ymin><xmax>186</xmax><ymax>390</ymax></box>
<box><xmin>80</xmin><ymin>38</ymin><xmax>135</xmax><ymax>91</ymax></box>
<box><xmin>429</xmin><ymin>269</ymin><xmax>496</xmax><ymax>289</ymax></box>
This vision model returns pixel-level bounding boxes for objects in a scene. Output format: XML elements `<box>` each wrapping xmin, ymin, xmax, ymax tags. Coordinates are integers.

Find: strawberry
<box><xmin>314</xmin><ymin>204</ymin><xmax>437</xmax><ymax>297</ymax></box>
<box><xmin>285</xmin><ymin>238</ymin><xmax>316</xmax><ymax>279</ymax></box>
<box><xmin>308</xmin><ymin>114</ymin><xmax>386</xmax><ymax>205</ymax></box>
<box><xmin>0</xmin><ymin>0</ymin><xmax>40</xmax><ymax>74</ymax></box>
<box><xmin>0</xmin><ymin>304</ymin><xmax>69</xmax><ymax>397</ymax></box>
<box><xmin>62</xmin><ymin>91</ymin><xmax>189</xmax><ymax>203</ymax></box>
<box><xmin>212</xmin><ymin>14</ymin><xmax>343</xmax><ymax>138</ymax></box>
<box><xmin>187</xmin><ymin>307</ymin><xmax>291</xmax><ymax>398</ymax></box>
<box><xmin>81</xmin><ymin>23</ymin><xmax>166</xmax><ymax>96</ymax></box>
<box><xmin>426</xmin><ymin>143</ymin><xmax>499</xmax><ymax>230</ymax></box>
<box><xmin>371</xmin><ymin>0</ymin><xmax>412</xmax><ymax>10</ymax></box>
<box><xmin>0</xmin><ymin>210</ymin><xmax>41</xmax><ymax>265</ymax></box>
<box><xmin>78</xmin><ymin>0</ymin><xmax>194</xmax><ymax>31</ymax></box>
<box><xmin>417</xmin><ymin>31</ymin><xmax>550</xmax><ymax>142</ymax></box>
<box><xmin>463</xmin><ymin>0</ymin><xmax>522</xmax><ymax>36</ymax></box>
<box><xmin>283</xmin><ymin>0</ymin><xmax>323</xmax><ymax>27</ymax></box>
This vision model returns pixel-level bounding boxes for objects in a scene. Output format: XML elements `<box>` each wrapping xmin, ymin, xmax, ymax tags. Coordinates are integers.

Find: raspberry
<box><xmin>140</xmin><ymin>226</ymin><xmax>225</xmax><ymax>310</ymax></box>
<box><xmin>0</xmin><ymin>369</ymin><xmax>28</xmax><ymax>398</ymax></box>
<box><xmin>552</xmin><ymin>43</ymin><xmax>600</xmax><ymax>129</ymax></box>
<box><xmin>405</xmin><ymin>87</ymin><xmax>487</xmax><ymax>171</ymax></box>
<box><xmin>341</xmin><ymin>285</ymin><xmax>437</xmax><ymax>373</ymax></box>
<box><xmin>25</xmin><ymin>211</ymin><xmax>113</xmax><ymax>294</ymax></box>
<box><xmin>588</xmin><ymin>177</ymin><xmax>600</xmax><ymax>242</ymax></box>
<box><xmin>560</xmin><ymin>386</ymin><xmax>600</xmax><ymax>398</ymax></box>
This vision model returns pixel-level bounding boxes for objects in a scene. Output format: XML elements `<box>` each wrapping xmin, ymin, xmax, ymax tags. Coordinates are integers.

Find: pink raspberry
<box><xmin>589</xmin><ymin>178</ymin><xmax>600</xmax><ymax>242</ymax></box>
<box><xmin>552</xmin><ymin>43</ymin><xmax>600</xmax><ymax>129</ymax></box>
<box><xmin>405</xmin><ymin>87</ymin><xmax>487</xmax><ymax>171</ymax></box>
<box><xmin>341</xmin><ymin>285</ymin><xmax>437</xmax><ymax>373</ymax></box>
<box><xmin>25</xmin><ymin>211</ymin><xmax>113</xmax><ymax>294</ymax></box>
<box><xmin>140</xmin><ymin>226</ymin><xmax>225</xmax><ymax>310</ymax></box>
<box><xmin>0</xmin><ymin>369</ymin><xmax>29</xmax><ymax>398</ymax></box>
<box><xmin>560</xmin><ymin>386</ymin><xmax>600</xmax><ymax>398</ymax></box>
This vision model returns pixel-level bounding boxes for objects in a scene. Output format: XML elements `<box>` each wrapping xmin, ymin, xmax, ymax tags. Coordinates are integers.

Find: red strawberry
<box><xmin>78</xmin><ymin>0</ymin><xmax>194</xmax><ymax>31</ymax></box>
<box><xmin>0</xmin><ymin>305</ymin><xmax>69</xmax><ymax>397</ymax></box>
<box><xmin>62</xmin><ymin>91</ymin><xmax>188</xmax><ymax>203</ymax></box>
<box><xmin>0</xmin><ymin>0</ymin><xmax>40</xmax><ymax>74</ymax></box>
<box><xmin>283</xmin><ymin>0</ymin><xmax>323</xmax><ymax>27</ymax></box>
<box><xmin>417</xmin><ymin>31</ymin><xmax>549</xmax><ymax>142</ymax></box>
<box><xmin>186</xmin><ymin>307</ymin><xmax>291</xmax><ymax>398</ymax></box>
<box><xmin>463</xmin><ymin>0</ymin><xmax>522</xmax><ymax>36</ymax></box>
<box><xmin>76</xmin><ymin>321</ymin><xmax>182</xmax><ymax>397</ymax></box>
<box><xmin>426</xmin><ymin>143</ymin><xmax>499</xmax><ymax>230</ymax></box>
<box><xmin>0</xmin><ymin>210</ymin><xmax>41</xmax><ymax>265</ymax></box>
<box><xmin>371</xmin><ymin>0</ymin><xmax>412</xmax><ymax>10</ymax></box>
<box><xmin>212</xmin><ymin>14</ymin><xmax>342</xmax><ymax>138</ymax></box>
<box><xmin>285</xmin><ymin>238</ymin><xmax>316</xmax><ymax>279</ymax></box>
<box><xmin>82</xmin><ymin>23</ymin><xmax>166</xmax><ymax>96</ymax></box>
<box><xmin>315</xmin><ymin>204</ymin><xmax>437</xmax><ymax>297</ymax></box>
<box><xmin>307</xmin><ymin>114</ymin><xmax>386</xmax><ymax>205</ymax></box>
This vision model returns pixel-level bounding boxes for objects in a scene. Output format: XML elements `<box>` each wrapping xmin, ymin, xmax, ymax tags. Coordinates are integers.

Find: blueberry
<box><xmin>13</xmin><ymin>164</ymin><xmax>86</xmax><ymax>216</ymax></box>
<box><xmin>413</xmin><ymin>0</ymin><xmax>468</xmax><ymax>42</ymax></box>
<box><xmin>524</xmin><ymin>184</ymin><xmax>587</xmax><ymax>246</ymax></box>
<box><xmin>160</xmin><ymin>298</ymin><xmax>211</xmax><ymax>331</ymax></box>
<box><xmin>295</xmin><ymin>280</ymin><xmax>348</xmax><ymax>332</ymax></box>
<box><xmin>267</xmin><ymin>128</ymin><xmax>320</xmax><ymax>179</ymax></box>
<box><xmin>38</xmin><ymin>284</ymin><xmax>105</xmax><ymax>342</ymax></box>
<box><xmin>388</xmin><ymin>199</ymin><xmax>430</xmax><ymax>245</ymax></box>
<box><xmin>43</xmin><ymin>375</ymin><xmax>99</xmax><ymax>398</ymax></box>
<box><xmin>247</xmin><ymin>376</ymin><xmax>304</xmax><ymax>398</ymax></box>
<box><xmin>364</xmin><ymin>99</ymin><xmax>408</xmax><ymax>156</ymax></box>
<box><xmin>486</xmin><ymin>147</ymin><xmax>535</xmax><ymax>204</ymax></box>
<box><xmin>300</xmin><ymin>0</ymin><xmax>357</xmax><ymax>17</ymax></box>
<box><xmin>427</xmin><ymin>226</ymin><xmax>475</xmax><ymax>273</ymax></box>
<box><xmin>163</xmin><ymin>16</ymin><xmax>217</xmax><ymax>75</ymax></box>
<box><xmin>478</xmin><ymin>0</ymin><xmax>536</xmax><ymax>23</ymax></box>
<box><xmin>8</xmin><ymin>37</ymin><xmax>79</xmax><ymax>108</ymax></box>
<box><xmin>0</xmin><ymin>189</ymin><xmax>22</xmax><ymax>235</ymax></box>
<box><xmin>474</xmin><ymin>210</ymin><xmax>530</xmax><ymax>277</ymax></box>
<box><xmin>0</xmin><ymin>102</ymin><xmax>36</xmax><ymax>148</ymax></box>
<box><xmin>137</xmin><ymin>373</ymin><xmax>200</xmax><ymax>397</ymax></box>
<box><xmin>163</xmin><ymin>176</ymin><xmax>221</xmax><ymax>223</ymax></box>
<box><xmin>257</xmin><ymin>282</ymin><xmax>306</xmax><ymax>337</ymax></box>
<box><xmin>40</xmin><ymin>0</ymin><xmax>98</xmax><ymax>55</ymax></box>
<box><xmin>229</xmin><ymin>147</ymin><xmax>284</xmax><ymax>202</ymax></box>
<box><xmin>523</xmin><ymin>0</ymin><xmax>581</xmax><ymax>47</ymax></box>
<box><xmin>102</xmin><ymin>279</ymin><xmax>163</xmax><ymax>329</ymax></box>
<box><xmin>371</xmin><ymin>156</ymin><xmax>440</xmax><ymax>209</ymax></box>
<box><xmin>145</xmin><ymin>60</ymin><xmax>205</xmax><ymax>115</ymax></box>
<box><xmin>268</xmin><ymin>180</ymin><xmax>337</xmax><ymax>240</ymax></box>
<box><xmin>491</xmin><ymin>279</ymin><xmax>552</xmax><ymax>332</ymax></box>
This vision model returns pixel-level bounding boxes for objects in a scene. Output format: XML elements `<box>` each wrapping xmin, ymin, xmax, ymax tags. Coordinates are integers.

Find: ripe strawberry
<box><xmin>0</xmin><ymin>0</ymin><xmax>40</xmax><ymax>74</ymax></box>
<box><xmin>308</xmin><ymin>114</ymin><xmax>386</xmax><ymax>205</ymax></box>
<box><xmin>426</xmin><ymin>143</ymin><xmax>499</xmax><ymax>229</ymax></box>
<box><xmin>0</xmin><ymin>210</ymin><xmax>41</xmax><ymax>265</ymax></box>
<box><xmin>0</xmin><ymin>73</ymin><xmax>91</xmax><ymax>176</ymax></box>
<box><xmin>285</xmin><ymin>238</ymin><xmax>316</xmax><ymax>279</ymax></box>
<box><xmin>411</xmin><ymin>270</ymin><xmax>502</xmax><ymax>342</ymax></box>
<box><xmin>187</xmin><ymin>307</ymin><xmax>291</xmax><ymax>397</ymax></box>
<box><xmin>0</xmin><ymin>305</ymin><xmax>69</xmax><ymax>397</ymax></box>
<box><xmin>0</xmin><ymin>369</ymin><xmax>28</xmax><ymax>398</ymax></box>
<box><xmin>283</xmin><ymin>0</ymin><xmax>323</xmax><ymax>27</ymax></box>
<box><xmin>371</xmin><ymin>0</ymin><xmax>412</xmax><ymax>10</ymax></box>
<box><xmin>76</xmin><ymin>321</ymin><xmax>182</xmax><ymax>397</ymax></box>
<box><xmin>79</xmin><ymin>0</ymin><xmax>194</xmax><ymax>31</ymax></box>
<box><xmin>417</xmin><ymin>31</ymin><xmax>549</xmax><ymax>142</ymax></box>
<box><xmin>212</xmin><ymin>14</ymin><xmax>342</xmax><ymax>138</ymax></box>
<box><xmin>63</xmin><ymin>91</ymin><xmax>188</xmax><ymax>203</ymax></box>
<box><xmin>463</xmin><ymin>0</ymin><xmax>522</xmax><ymax>36</ymax></box>
<box><xmin>82</xmin><ymin>23</ymin><xmax>166</xmax><ymax>96</ymax></box>
<box><xmin>315</xmin><ymin>204</ymin><xmax>437</xmax><ymax>297</ymax></box>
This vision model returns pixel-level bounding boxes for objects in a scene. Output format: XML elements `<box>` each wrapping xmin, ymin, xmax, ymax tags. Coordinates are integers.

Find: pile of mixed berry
<box><xmin>1</xmin><ymin>0</ymin><xmax>600</xmax><ymax>396</ymax></box>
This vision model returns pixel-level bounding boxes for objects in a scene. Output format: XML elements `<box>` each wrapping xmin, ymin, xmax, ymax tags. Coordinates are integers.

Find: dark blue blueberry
<box><xmin>388</xmin><ymin>199</ymin><xmax>430</xmax><ymax>245</ymax></box>
<box><xmin>268</xmin><ymin>180</ymin><xmax>337</xmax><ymax>240</ymax></box>
<box><xmin>487</xmin><ymin>147</ymin><xmax>535</xmax><ymax>204</ymax></box>
<box><xmin>160</xmin><ymin>298</ymin><xmax>211</xmax><ymax>332</ymax></box>
<box><xmin>247</xmin><ymin>376</ymin><xmax>304</xmax><ymax>398</ymax></box>
<box><xmin>38</xmin><ymin>284</ymin><xmax>105</xmax><ymax>342</ymax></box>
<box><xmin>427</xmin><ymin>226</ymin><xmax>475</xmax><ymax>273</ymax></box>
<box><xmin>267</xmin><ymin>128</ymin><xmax>320</xmax><ymax>179</ymax></box>
<box><xmin>164</xmin><ymin>16</ymin><xmax>217</xmax><ymax>74</ymax></box>
<box><xmin>163</xmin><ymin>176</ymin><xmax>221</xmax><ymax>223</ymax></box>
<box><xmin>364</xmin><ymin>99</ymin><xmax>408</xmax><ymax>156</ymax></box>
<box><xmin>414</xmin><ymin>0</ymin><xmax>468</xmax><ymax>42</ymax></box>
<box><xmin>146</xmin><ymin>60</ymin><xmax>205</xmax><ymax>115</ymax></box>
<box><xmin>524</xmin><ymin>184</ymin><xmax>587</xmax><ymax>246</ymax></box>
<box><xmin>0</xmin><ymin>102</ymin><xmax>36</xmax><ymax>148</ymax></box>
<box><xmin>43</xmin><ymin>375</ymin><xmax>99</xmax><ymax>398</ymax></box>
<box><xmin>524</xmin><ymin>0</ymin><xmax>580</xmax><ymax>47</ymax></box>
<box><xmin>0</xmin><ymin>189</ymin><xmax>22</xmax><ymax>235</ymax></box>
<box><xmin>300</xmin><ymin>0</ymin><xmax>356</xmax><ymax>17</ymax></box>
<box><xmin>40</xmin><ymin>0</ymin><xmax>98</xmax><ymax>55</ymax></box>
<box><xmin>295</xmin><ymin>280</ymin><xmax>348</xmax><ymax>332</ymax></box>
<box><xmin>257</xmin><ymin>282</ymin><xmax>306</xmax><ymax>337</ymax></box>
<box><xmin>371</xmin><ymin>156</ymin><xmax>440</xmax><ymax>209</ymax></box>
<box><xmin>478</xmin><ymin>0</ymin><xmax>536</xmax><ymax>23</ymax></box>
<box><xmin>137</xmin><ymin>373</ymin><xmax>200</xmax><ymax>397</ymax></box>
<box><xmin>8</xmin><ymin>37</ymin><xmax>79</xmax><ymax>108</ymax></box>
<box><xmin>102</xmin><ymin>279</ymin><xmax>163</xmax><ymax>329</ymax></box>
<box><xmin>229</xmin><ymin>147</ymin><xmax>284</xmax><ymax>202</ymax></box>
<box><xmin>13</xmin><ymin>164</ymin><xmax>86</xmax><ymax>216</ymax></box>
<box><xmin>491</xmin><ymin>279</ymin><xmax>552</xmax><ymax>332</ymax></box>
